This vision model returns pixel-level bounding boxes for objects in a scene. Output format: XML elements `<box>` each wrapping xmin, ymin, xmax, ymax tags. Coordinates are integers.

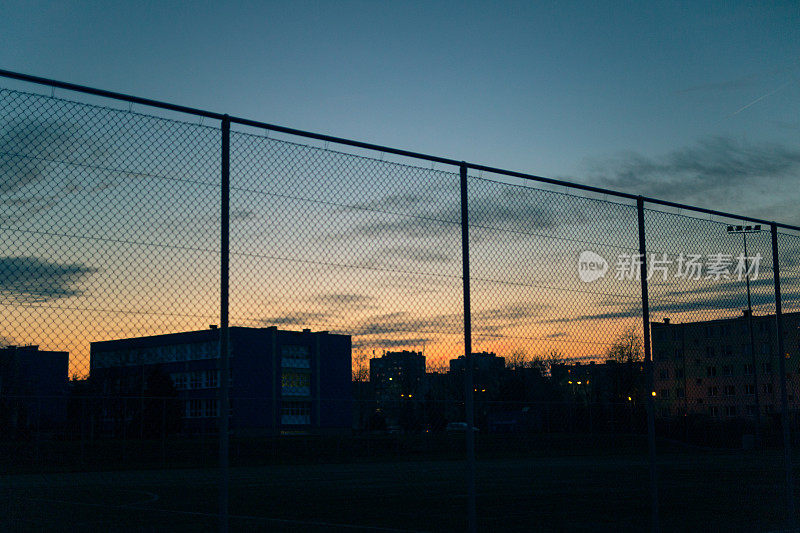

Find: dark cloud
<box><xmin>472</xmin><ymin>302</ymin><xmax>551</xmax><ymax>333</ymax></box>
<box><xmin>258</xmin><ymin>296</ymin><xmax>549</xmax><ymax>346</ymax></box>
<box><xmin>0</xmin><ymin>118</ymin><xmax>110</xmax><ymax>224</ymax></box>
<box><xmin>352</xmin><ymin>311</ymin><xmax>461</xmax><ymax>337</ymax></box>
<box><xmin>582</xmin><ymin>137</ymin><xmax>800</xmax><ymax>214</ymax></box>
<box><xmin>309</xmin><ymin>292</ymin><xmax>377</xmax><ymax>308</ymax></box>
<box><xmin>0</xmin><ymin>118</ymin><xmax>106</xmax><ymax>193</ymax></box>
<box><xmin>540</xmin><ymin>309</ymin><xmax>641</xmax><ymax>325</ymax></box>
<box><xmin>0</xmin><ymin>256</ymin><xmax>97</xmax><ymax>302</ymax></box>
<box><xmin>352</xmin><ymin>337</ymin><xmax>435</xmax><ymax>350</ymax></box>
<box><xmin>326</xmin><ymin>181</ymin><xmax>631</xmax><ymax>265</ymax></box>
<box><xmin>258</xmin><ymin>311</ymin><xmax>335</xmax><ymax>328</ymax></box>
<box><xmin>540</xmin><ymin>275</ymin><xmax>800</xmax><ymax>325</ymax></box>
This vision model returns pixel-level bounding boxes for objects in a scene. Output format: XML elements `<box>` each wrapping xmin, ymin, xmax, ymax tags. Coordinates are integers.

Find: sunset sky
<box><xmin>1</xmin><ymin>2</ymin><xmax>799</xmax><ymax>375</ymax></box>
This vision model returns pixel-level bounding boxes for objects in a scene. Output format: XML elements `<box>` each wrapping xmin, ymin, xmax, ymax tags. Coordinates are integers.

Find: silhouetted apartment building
<box><xmin>90</xmin><ymin>326</ymin><xmax>352</xmax><ymax>436</ymax></box>
<box><xmin>370</xmin><ymin>350</ymin><xmax>426</xmax><ymax>403</ymax></box>
<box><xmin>367</xmin><ymin>350</ymin><xmax>426</xmax><ymax>429</ymax></box>
<box><xmin>0</xmin><ymin>345</ymin><xmax>68</xmax><ymax>435</ymax></box>
<box><xmin>551</xmin><ymin>360</ymin><xmax>644</xmax><ymax>405</ymax></box>
<box><xmin>651</xmin><ymin>312</ymin><xmax>800</xmax><ymax>420</ymax></box>
<box><xmin>449</xmin><ymin>351</ymin><xmax>506</xmax><ymax>396</ymax></box>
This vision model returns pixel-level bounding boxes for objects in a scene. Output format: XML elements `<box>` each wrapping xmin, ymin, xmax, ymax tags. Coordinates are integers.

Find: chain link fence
<box><xmin>1</xmin><ymin>74</ymin><xmax>799</xmax><ymax>531</ymax></box>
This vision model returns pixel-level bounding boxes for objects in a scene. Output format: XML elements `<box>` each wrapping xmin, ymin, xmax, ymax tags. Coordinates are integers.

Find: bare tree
<box><xmin>530</xmin><ymin>349</ymin><xmax>565</xmax><ymax>376</ymax></box>
<box><xmin>506</xmin><ymin>348</ymin><xmax>528</xmax><ymax>370</ymax></box>
<box><xmin>606</xmin><ymin>326</ymin><xmax>643</xmax><ymax>363</ymax></box>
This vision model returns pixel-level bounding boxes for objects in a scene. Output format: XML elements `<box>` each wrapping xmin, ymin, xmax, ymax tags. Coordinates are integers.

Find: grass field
<box><xmin>1</xmin><ymin>443</ymin><xmax>797</xmax><ymax>532</ymax></box>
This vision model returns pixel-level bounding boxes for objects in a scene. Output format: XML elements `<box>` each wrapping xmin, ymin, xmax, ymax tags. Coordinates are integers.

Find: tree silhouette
<box><xmin>606</xmin><ymin>327</ymin><xmax>643</xmax><ymax>363</ymax></box>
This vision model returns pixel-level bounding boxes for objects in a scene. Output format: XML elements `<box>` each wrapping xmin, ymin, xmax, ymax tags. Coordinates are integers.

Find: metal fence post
<box><xmin>460</xmin><ymin>162</ymin><xmax>477</xmax><ymax>533</ymax></box>
<box><xmin>219</xmin><ymin>114</ymin><xmax>231</xmax><ymax>533</ymax></box>
<box><xmin>771</xmin><ymin>223</ymin><xmax>795</xmax><ymax>525</ymax></box>
<box><xmin>637</xmin><ymin>197</ymin><xmax>659</xmax><ymax>533</ymax></box>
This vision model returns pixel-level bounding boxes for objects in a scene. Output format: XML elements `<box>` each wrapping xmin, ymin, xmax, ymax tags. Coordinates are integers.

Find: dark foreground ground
<box><xmin>0</xmin><ymin>437</ymin><xmax>796</xmax><ymax>532</ymax></box>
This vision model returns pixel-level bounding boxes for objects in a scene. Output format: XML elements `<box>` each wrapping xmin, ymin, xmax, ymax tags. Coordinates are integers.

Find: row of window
<box><xmin>705</xmin><ymin>363</ymin><xmax>766</xmax><ymax>377</ymax></box>
<box><xmin>652</xmin><ymin>321</ymin><xmax>779</xmax><ymax>345</ymax></box>
<box><xmin>702</xmin><ymin>321</ymin><xmax>773</xmax><ymax>339</ymax></box>
<box><xmin>704</xmin><ymin>344</ymin><xmax>772</xmax><ymax>358</ymax></box>
<box><xmin>658</xmin><ymin>383</ymin><xmax>780</xmax><ymax>399</ymax></box>
<box><xmin>658</xmin><ymin>363</ymin><xmax>773</xmax><ymax>380</ymax></box>
<box><xmin>172</xmin><ymin>371</ymin><xmax>220</xmax><ymax>390</ymax></box>
<box><xmin>705</xmin><ymin>384</ymin><xmax>770</xmax><ymax>397</ymax></box>
<box><xmin>282</xmin><ymin>370</ymin><xmax>311</xmax><ymax>397</ymax></box>
<box><xmin>281</xmin><ymin>371</ymin><xmax>310</xmax><ymax>388</ymax></box>
<box><xmin>281</xmin><ymin>401</ymin><xmax>311</xmax><ymax>417</ymax></box>
<box><xmin>654</xmin><ymin>344</ymin><xmax>780</xmax><ymax>361</ymax></box>
<box><xmin>185</xmin><ymin>399</ymin><xmax>219</xmax><ymax>418</ymax></box>
<box><xmin>95</xmin><ymin>342</ymin><xmax>220</xmax><ymax>368</ymax></box>
<box><xmin>281</xmin><ymin>345</ymin><xmax>311</xmax><ymax>368</ymax></box>
<box><xmin>710</xmin><ymin>405</ymin><xmax>740</xmax><ymax>418</ymax></box>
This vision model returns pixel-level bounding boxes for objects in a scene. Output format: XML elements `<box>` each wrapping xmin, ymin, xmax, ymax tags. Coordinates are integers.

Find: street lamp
<box><xmin>726</xmin><ymin>224</ymin><xmax>762</xmax><ymax>445</ymax></box>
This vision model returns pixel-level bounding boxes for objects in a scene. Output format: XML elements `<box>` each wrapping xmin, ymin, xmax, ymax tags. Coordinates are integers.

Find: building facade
<box><xmin>90</xmin><ymin>326</ymin><xmax>352</xmax><ymax>435</ymax></box>
<box><xmin>449</xmin><ymin>351</ymin><xmax>506</xmax><ymax>396</ymax></box>
<box><xmin>651</xmin><ymin>312</ymin><xmax>800</xmax><ymax>420</ymax></box>
<box><xmin>0</xmin><ymin>345</ymin><xmax>69</xmax><ymax>435</ymax></box>
<box><xmin>370</xmin><ymin>350</ymin><xmax>426</xmax><ymax>404</ymax></box>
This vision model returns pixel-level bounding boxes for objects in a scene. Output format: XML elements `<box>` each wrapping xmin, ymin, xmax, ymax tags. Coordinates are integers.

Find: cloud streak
<box><xmin>257</xmin><ymin>297</ymin><xmax>550</xmax><ymax>347</ymax></box>
<box><xmin>0</xmin><ymin>256</ymin><xmax>98</xmax><ymax>302</ymax></box>
<box><xmin>0</xmin><ymin>117</ymin><xmax>111</xmax><ymax>224</ymax></box>
<box><xmin>540</xmin><ymin>275</ymin><xmax>800</xmax><ymax>325</ymax></box>
<box><xmin>582</xmin><ymin>137</ymin><xmax>800</xmax><ymax>219</ymax></box>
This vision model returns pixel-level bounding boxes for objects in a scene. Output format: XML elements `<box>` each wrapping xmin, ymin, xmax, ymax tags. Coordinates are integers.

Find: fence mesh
<box><xmin>1</xmin><ymin>87</ymin><xmax>222</xmax><ymax>529</ymax></box>
<box><xmin>1</xmin><ymin>81</ymin><xmax>799</xmax><ymax>532</ymax></box>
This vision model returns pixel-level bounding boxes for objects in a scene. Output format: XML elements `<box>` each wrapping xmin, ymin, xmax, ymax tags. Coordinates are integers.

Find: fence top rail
<box><xmin>2</xmin><ymin>68</ymin><xmax>799</xmax><ymax>233</ymax></box>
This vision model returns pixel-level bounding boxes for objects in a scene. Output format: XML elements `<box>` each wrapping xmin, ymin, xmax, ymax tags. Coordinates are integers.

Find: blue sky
<box><xmin>1</xmin><ymin>1</ymin><xmax>798</xmax><ymax>221</ymax></box>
